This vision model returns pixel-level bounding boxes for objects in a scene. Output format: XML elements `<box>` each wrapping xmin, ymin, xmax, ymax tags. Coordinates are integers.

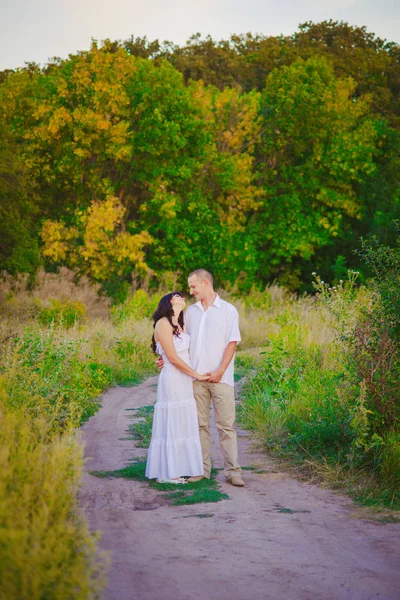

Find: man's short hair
<box><xmin>188</xmin><ymin>269</ymin><xmax>214</xmax><ymax>286</ymax></box>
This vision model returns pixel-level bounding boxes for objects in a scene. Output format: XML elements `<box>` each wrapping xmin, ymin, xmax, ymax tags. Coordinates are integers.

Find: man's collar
<box><xmin>213</xmin><ymin>294</ymin><xmax>221</xmax><ymax>308</ymax></box>
<box><xmin>195</xmin><ymin>293</ymin><xmax>221</xmax><ymax>311</ymax></box>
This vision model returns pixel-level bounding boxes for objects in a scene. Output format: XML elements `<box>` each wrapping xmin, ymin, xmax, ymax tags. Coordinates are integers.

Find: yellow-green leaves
<box><xmin>190</xmin><ymin>81</ymin><xmax>262</xmax><ymax>228</ymax></box>
<box><xmin>41</xmin><ymin>197</ymin><xmax>152</xmax><ymax>282</ymax></box>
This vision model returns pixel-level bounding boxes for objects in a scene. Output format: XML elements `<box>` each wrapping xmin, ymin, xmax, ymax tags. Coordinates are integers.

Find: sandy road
<box><xmin>80</xmin><ymin>376</ymin><xmax>400</xmax><ymax>600</ymax></box>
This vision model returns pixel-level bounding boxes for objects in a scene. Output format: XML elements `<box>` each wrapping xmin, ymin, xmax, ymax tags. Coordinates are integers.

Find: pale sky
<box><xmin>1</xmin><ymin>0</ymin><xmax>399</xmax><ymax>71</ymax></box>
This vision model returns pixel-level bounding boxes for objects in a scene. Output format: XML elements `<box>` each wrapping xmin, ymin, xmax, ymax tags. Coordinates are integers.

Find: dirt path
<box><xmin>80</xmin><ymin>377</ymin><xmax>400</xmax><ymax>600</ymax></box>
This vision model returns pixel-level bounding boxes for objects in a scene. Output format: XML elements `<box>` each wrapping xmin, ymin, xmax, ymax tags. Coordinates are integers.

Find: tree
<box><xmin>252</xmin><ymin>57</ymin><xmax>379</xmax><ymax>283</ymax></box>
<box><xmin>41</xmin><ymin>196</ymin><xmax>152</xmax><ymax>284</ymax></box>
<box><xmin>0</xmin><ymin>119</ymin><xmax>40</xmax><ymax>274</ymax></box>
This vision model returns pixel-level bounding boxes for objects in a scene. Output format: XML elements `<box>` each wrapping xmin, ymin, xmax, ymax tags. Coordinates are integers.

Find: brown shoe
<box><xmin>226</xmin><ymin>474</ymin><xmax>245</xmax><ymax>487</ymax></box>
<box><xmin>187</xmin><ymin>476</ymin><xmax>206</xmax><ymax>483</ymax></box>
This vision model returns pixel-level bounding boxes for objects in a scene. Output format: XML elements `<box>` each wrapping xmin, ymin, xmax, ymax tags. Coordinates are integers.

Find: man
<box><xmin>159</xmin><ymin>268</ymin><xmax>244</xmax><ymax>487</ymax></box>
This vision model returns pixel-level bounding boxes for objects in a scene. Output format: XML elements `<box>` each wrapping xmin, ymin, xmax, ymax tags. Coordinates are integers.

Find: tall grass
<box><xmin>0</xmin><ymin>270</ymin><xmax>157</xmax><ymax>599</ymax></box>
<box><xmin>0</xmin><ymin>385</ymin><xmax>108</xmax><ymax>600</ymax></box>
<box><xmin>229</xmin><ymin>286</ymin><xmax>336</xmax><ymax>350</ymax></box>
<box><xmin>237</xmin><ymin>278</ymin><xmax>400</xmax><ymax>509</ymax></box>
<box><xmin>0</xmin><ymin>267</ymin><xmax>110</xmax><ymax>320</ymax></box>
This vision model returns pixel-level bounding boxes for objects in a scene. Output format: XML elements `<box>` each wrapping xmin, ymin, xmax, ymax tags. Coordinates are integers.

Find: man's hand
<box><xmin>208</xmin><ymin>369</ymin><xmax>224</xmax><ymax>383</ymax></box>
<box><xmin>156</xmin><ymin>356</ymin><xmax>164</xmax><ymax>370</ymax></box>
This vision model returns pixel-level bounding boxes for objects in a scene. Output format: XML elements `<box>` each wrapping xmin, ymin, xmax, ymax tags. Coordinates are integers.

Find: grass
<box><xmin>0</xmin><ymin>388</ymin><xmax>108</xmax><ymax>599</ymax></box>
<box><xmin>91</xmin><ymin>461</ymin><xmax>229</xmax><ymax>506</ymax></box>
<box><xmin>103</xmin><ymin>399</ymin><xmax>231</xmax><ymax>507</ymax></box>
<box><xmin>241</xmin><ymin>465</ymin><xmax>269</xmax><ymax>474</ymax></box>
<box><xmin>182</xmin><ymin>513</ymin><xmax>215</xmax><ymax>518</ymax></box>
<box><xmin>124</xmin><ymin>404</ymin><xmax>154</xmax><ymax>446</ymax></box>
<box><xmin>235</xmin><ymin>292</ymin><xmax>400</xmax><ymax>512</ymax></box>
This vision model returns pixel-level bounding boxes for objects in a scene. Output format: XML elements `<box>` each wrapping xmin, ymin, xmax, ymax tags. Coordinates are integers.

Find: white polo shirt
<box><xmin>184</xmin><ymin>294</ymin><xmax>241</xmax><ymax>387</ymax></box>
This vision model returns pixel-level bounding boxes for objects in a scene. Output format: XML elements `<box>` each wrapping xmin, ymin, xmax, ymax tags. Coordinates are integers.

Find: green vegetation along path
<box><xmin>80</xmin><ymin>376</ymin><xmax>400</xmax><ymax>600</ymax></box>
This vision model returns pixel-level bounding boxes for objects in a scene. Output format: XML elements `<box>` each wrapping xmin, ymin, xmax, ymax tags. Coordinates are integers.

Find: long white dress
<box><xmin>145</xmin><ymin>331</ymin><xmax>204</xmax><ymax>480</ymax></box>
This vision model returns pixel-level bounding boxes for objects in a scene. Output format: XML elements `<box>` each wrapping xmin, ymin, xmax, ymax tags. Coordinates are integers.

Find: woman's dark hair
<box><xmin>151</xmin><ymin>292</ymin><xmax>185</xmax><ymax>354</ymax></box>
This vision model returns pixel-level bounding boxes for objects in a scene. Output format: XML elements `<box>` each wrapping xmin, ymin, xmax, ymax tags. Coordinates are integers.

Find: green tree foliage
<box><xmin>133</xmin><ymin>21</ymin><xmax>400</xmax><ymax>125</ymax></box>
<box><xmin>252</xmin><ymin>57</ymin><xmax>378</xmax><ymax>282</ymax></box>
<box><xmin>3</xmin><ymin>42</ymin><xmax>207</xmax><ymax>215</ymax></box>
<box><xmin>0</xmin><ymin>119</ymin><xmax>41</xmax><ymax>274</ymax></box>
<box><xmin>0</xmin><ymin>22</ymin><xmax>399</xmax><ymax>292</ymax></box>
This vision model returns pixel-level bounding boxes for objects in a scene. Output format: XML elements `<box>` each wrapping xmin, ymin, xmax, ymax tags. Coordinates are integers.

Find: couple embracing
<box><xmin>145</xmin><ymin>269</ymin><xmax>245</xmax><ymax>487</ymax></box>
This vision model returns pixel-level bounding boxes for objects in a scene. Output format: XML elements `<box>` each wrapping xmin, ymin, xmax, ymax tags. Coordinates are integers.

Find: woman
<box><xmin>145</xmin><ymin>292</ymin><xmax>208</xmax><ymax>484</ymax></box>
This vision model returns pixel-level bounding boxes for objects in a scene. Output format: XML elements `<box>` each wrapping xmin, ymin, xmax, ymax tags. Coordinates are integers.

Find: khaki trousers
<box><xmin>193</xmin><ymin>381</ymin><xmax>241</xmax><ymax>479</ymax></box>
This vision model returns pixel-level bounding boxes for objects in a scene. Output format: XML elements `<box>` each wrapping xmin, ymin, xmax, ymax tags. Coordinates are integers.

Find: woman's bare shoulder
<box><xmin>154</xmin><ymin>317</ymin><xmax>172</xmax><ymax>331</ymax></box>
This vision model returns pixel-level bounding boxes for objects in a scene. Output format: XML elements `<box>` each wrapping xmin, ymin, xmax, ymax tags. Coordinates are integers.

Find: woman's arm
<box><xmin>155</xmin><ymin>319</ymin><xmax>208</xmax><ymax>380</ymax></box>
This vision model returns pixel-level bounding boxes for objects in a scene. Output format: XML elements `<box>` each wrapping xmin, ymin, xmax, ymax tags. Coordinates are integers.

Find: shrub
<box><xmin>0</xmin><ymin>276</ymin><xmax>157</xmax><ymax>596</ymax></box>
<box><xmin>237</xmin><ymin>272</ymin><xmax>400</xmax><ymax>507</ymax></box>
<box><xmin>110</xmin><ymin>333</ymin><xmax>157</xmax><ymax>385</ymax></box>
<box><xmin>0</xmin><ymin>268</ymin><xmax>110</xmax><ymax>322</ymax></box>
<box><xmin>312</xmin><ymin>229</ymin><xmax>400</xmax><ymax>475</ymax></box>
<box><xmin>0</xmin><ymin>385</ymin><xmax>107</xmax><ymax>599</ymax></box>
<box><xmin>306</xmin><ymin>235</ymin><xmax>400</xmax><ymax>505</ymax></box>
<box><xmin>352</xmin><ymin>231</ymin><xmax>400</xmax><ymax>428</ymax></box>
<box><xmin>380</xmin><ymin>430</ymin><xmax>400</xmax><ymax>503</ymax></box>
<box><xmin>8</xmin><ymin>328</ymin><xmax>114</xmax><ymax>430</ymax></box>
<box><xmin>39</xmin><ymin>298</ymin><xmax>87</xmax><ymax>328</ymax></box>
<box><xmin>111</xmin><ymin>289</ymin><xmax>161</xmax><ymax>324</ymax></box>
<box><xmin>239</xmin><ymin>328</ymin><xmax>353</xmax><ymax>460</ymax></box>
<box><xmin>356</xmin><ymin>227</ymin><xmax>400</xmax><ymax>340</ymax></box>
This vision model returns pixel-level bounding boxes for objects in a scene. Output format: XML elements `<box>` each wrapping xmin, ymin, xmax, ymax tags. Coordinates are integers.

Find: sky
<box><xmin>1</xmin><ymin>0</ymin><xmax>399</xmax><ymax>71</ymax></box>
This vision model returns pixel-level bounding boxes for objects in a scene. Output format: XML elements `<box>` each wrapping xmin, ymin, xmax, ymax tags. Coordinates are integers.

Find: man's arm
<box><xmin>208</xmin><ymin>305</ymin><xmax>241</xmax><ymax>383</ymax></box>
<box><xmin>208</xmin><ymin>341</ymin><xmax>237</xmax><ymax>383</ymax></box>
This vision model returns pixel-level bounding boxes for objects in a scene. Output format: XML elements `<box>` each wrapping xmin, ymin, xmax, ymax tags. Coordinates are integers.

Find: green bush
<box><xmin>311</xmin><ymin>231</ymin><xmax>400</xmax><ymax>503</ymax></box>
<box><xmin>237</xmin><ymin>277</ymin><xmax>400</xmax><ymax>507</ymax></box>
<box><xmin>380</xmin><ymin>430</ymin><xmax>400</xmax><ymax>503</ymax></box>
<box><xmin>352</xmin><ymin>230</ymin><xmax>400</xmax><ymax>429</ymax></box>
<box><xmin>111</xmin><ymin>334</ymin><xmax>157</xmax><ymax>385</ymax></box>
<box><xmin>356</xmin><ymin>227</ymin><xmax>400</xmax><ymax>341</ymax></box>
<box><xmin>39</xmin><ymin>298</ymin><xmax>87</xmax><ymax>328</ymax></box>
<box><xmin>9</xmin><ymin>328</ymin><xmax>113</xmax><ymax>430</ymax></box>
<box><xmin>0</xmin><ymin>281</ymin><xmax>157</xmax><ymax>596</ymax></box>
<box><xmin>111</xmin><ymin>289</ymin><xmax>161</xmax><ymax>324</ymax></box>
<box><xmin>239</xmin><ymin>330</ymin><xmax>353</xmax><ymax>460</ymax></box>
<box><xmin>0</xmin><ymin>384</ymin><xmax>107</xmax><ymax>600</ymax></box>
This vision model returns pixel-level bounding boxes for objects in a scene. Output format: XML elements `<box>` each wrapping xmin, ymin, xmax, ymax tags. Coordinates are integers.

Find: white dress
<box><xmin>145</xmin><ymin>331</ymin><xmax>204</xmax><ymax>480</ymax></box>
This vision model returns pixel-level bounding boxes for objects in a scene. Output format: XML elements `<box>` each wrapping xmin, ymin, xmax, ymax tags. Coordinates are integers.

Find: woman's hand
<box><xmin>207</xmin><ymin>368</ymin><xmax>224</xmax><ymax>383</ymax></box>
<box><xmin>156</xmin><ymin>356</ymin><xmax>164</xmax><ymax>370</ymax></box>
<box><xmin>196</xmin><ymin>373</ymin><xmax>210</xmax><ymax>382</ymax></box>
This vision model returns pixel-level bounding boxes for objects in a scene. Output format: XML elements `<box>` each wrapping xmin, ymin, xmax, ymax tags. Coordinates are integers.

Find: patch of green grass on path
<box><xmin>116</xmin><ymin>374</ymin><xmax>147</xmax><ymax>387</ymax></box>
<box><xmin>90</xmin><ymin>461</ymin><xmax>229</xmax><ymax>506</ymax></box>
<box><xmin>242</xmin><ymin>465</ymin><xmax>268</xmax><ymax>474</ymax></box>
<box><xmin>168</xmin><ymin>488</ymin><xmax>229</xmax><ymax>505</ymax></box>
<box><xmin>123</xmin><ymin>404</ymin><xmax>154</xmax><ymax>447</ymax></box>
